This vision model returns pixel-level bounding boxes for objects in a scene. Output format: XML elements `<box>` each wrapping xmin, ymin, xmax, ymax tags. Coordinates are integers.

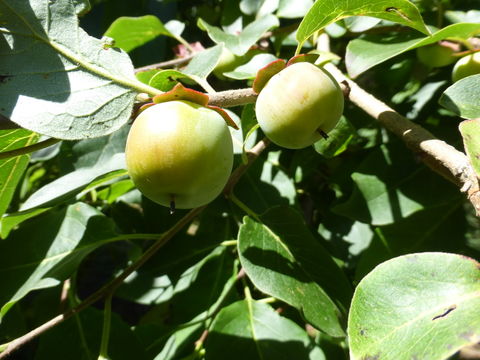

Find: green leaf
<box><xmin>149</xmin><ymin>70</ymin><xmax>194</xmax><ymax>91</ymax></box>
<box><xmin>333</xmin><ymin>144</ymin><xmax>461</xmax><ymax>225</ymax></box>
<box><xmin>206</xmin><ymin>300</ymin><xmax>325</xmax><ymax>360</ymax></box>
<box><xmin>224</xmin><ymin>53</ymin><xmax>278</xmax><ymax>80</ymax></box>
<box><xmin>238</xmin><ymin>206</ymin><xmax>352</xmax><ymax>337</ymax></box>
<box><xmin>197</xmin><ymin>15</ymin><xmax>279</xmax><ymax>56</ymax></box>
<box><xmin>349</xmin><ymin>253</ymin><xmax>480</xmax><ymax>360</ymax></box>
<box><xmin>277</xmin><ymin>0</ymin><xmax>314</xmax><ymax>19</ymax></box>
<box><xmin>445</xmin><ymin>10</ymin><xmax>480</xmax><ymax>24</ymax></box>
<box><xmin>240</xmin><ymin>0</ymin><xmax>279</xmax><ymax>17</ymax></box>
<box><xmin>314</xmin><ymin>116</ymin><xmax>355</xmax><ymax>158</ymax></box>
<box><xmin>459</xmin><ymin>120</ymin><xmax>480</xmax><ymax>178</ymax></box>
<box><xmin>183</xmin><ymin>45</ymin><xmax>223</xmax><ymax>82</ymax></box>
<box><xmin>346</xmin><ymin>23</ymin><xmax>480</xmax><ymax>78</ymax></box>
<box><xmin>119</xmin><ymin>247</ymin><xmax>232</xmax><ymax>314</ymax></box>
<box><xmin>344</xmin><ymin>16</ymin><xmax>381</xmax><ymax>33</ymax></box>
<box><xmin>19</xmin><ymin>127</ymin><xmax>128</xmax><ymax>211</ymax></box>
<box><xmin>0</xmin><ymin>208</ymin><xmax>49</xmax><ymax>239</ymax></box>
<box><xmin>36</xmin><ymin>307</ymin><xmax>147</xmax><ymax>360</ymax></box>
<box><xmin>104</xmin><ymin>15</ymin><xmax>174</xmax><ymax>53</ymax></box>
<box><xmin>0</xmin><ymin>130</ymin><xmax>39</xmax><ymax>218</ymax></box>
<box><xmin>439</xmin><ymin>74</ymin><xmax>480</xmax><ymax>119</ymax></box>
<box><xmin>296</xmin><ymin>0</ymin><xmax>429</xmax><ymax>49</ymax></box>
<box><xmin>150</xmin><ymin>321</ymin><xmax>203</xmax><ymax>360</ymax></box>
<box><xmin>0</xmin><ymin>202</ymin><xmax>119</xmax><ymax>319</ymax></box>
<box><xmin>0</xmin><ymin>0</ymin><xmax>147</xmax><ymax>139</ymax></box>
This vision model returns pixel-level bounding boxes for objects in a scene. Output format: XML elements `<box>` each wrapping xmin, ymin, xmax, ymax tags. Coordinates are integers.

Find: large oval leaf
<box><xmin>346</xmin><ymin>23</ymin><xmax>480</xmax><ymax>78</ymax></box>
<box><xmin>238</xmin><ymin>206</ymin><xmax>352</xmax><ymax>337</ymax></box>
<box><xmin>0</xmin><ymin>0</ymin><xmax>150</xmax><ymax>139</ymax></box>
<box><xmin>348</xmin><ymin>252</ymin><xmax>480</xmax><ymax>360</ymax></box>
<box><xmin>439</xmin><ymin>74</ymin><xmax>480</xmax><ymax>120</ymax></box>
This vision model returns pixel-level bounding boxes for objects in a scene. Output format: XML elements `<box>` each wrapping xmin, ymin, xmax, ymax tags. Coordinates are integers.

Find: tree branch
<box><xmin>323</xmin><ymin>63</ymin><xmax>480</xmax><ymax>215</ymax></box>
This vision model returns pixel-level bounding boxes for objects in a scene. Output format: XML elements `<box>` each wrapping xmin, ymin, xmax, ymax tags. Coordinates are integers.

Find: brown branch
<box><xmin>0</xmin><ymin>137</ymin><xmax>269</xmax><ymax>359</ymax></box>
<box><xmin>323</xmin><ymin>63</ymin><xmax>480</xmax><ymax>215</ymax></box>
<box><xmin>208</xmin><ymin>88</ymin><xmax>257</xmax><ymax>108</ymax></box>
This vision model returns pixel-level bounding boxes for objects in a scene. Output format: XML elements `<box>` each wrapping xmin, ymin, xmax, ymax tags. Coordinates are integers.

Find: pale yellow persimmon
<box><xmin>126</xmin><ymin>100</ymin><xmax>233</xmax><ymax>209</ymax></box>
<box><xmin>255</xmin><ymin>62</ymin><xmax>344</xmax><ymax>149</ymax></box>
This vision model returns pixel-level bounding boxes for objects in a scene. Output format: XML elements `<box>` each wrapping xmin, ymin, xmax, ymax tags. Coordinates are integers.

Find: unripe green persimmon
<box><xmin>416</xmin><ymin>43</ymin><xmax>456</xmax><ymax>68</ymax></box>
<box><xmin>255</xmin><ymin>62</ymin><xmax>344</xmax><ymax>149</ymax></box>
<box><xmin>452</xmin><ymin>52</ymin><xmax>480</xmax><ymax>82</ymax></box>
<box><xmin>125</xmin><ymin>100</ymin><xmax>233</xmax><ymax>209</ymax></box>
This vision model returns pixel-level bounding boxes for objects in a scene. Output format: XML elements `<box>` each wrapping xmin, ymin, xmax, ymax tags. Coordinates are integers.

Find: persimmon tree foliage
<box><xmin>1</xmin><ymin>0</ymin><xmax>480</xmax><ymax>359</ymax></box>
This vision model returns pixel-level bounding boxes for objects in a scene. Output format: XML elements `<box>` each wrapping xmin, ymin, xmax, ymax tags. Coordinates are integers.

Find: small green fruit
<box><xmin>255</xmin><ymin>62</ymin><xmax>344</xmax><ymax>149</ymax></box>
<box><xmin>125</xmin><ymin>100</ymin><xmax>233</xmax><ymax>209</ymax></box>
<box><xmin>416</xmin><ymin>43</ymin><xmax>456</xmax><ymax>68</ymax></box>
<box><xmin>452</xmin><ymin>52</ymin><xmax>480</xmax><ymax>82</ymax></box>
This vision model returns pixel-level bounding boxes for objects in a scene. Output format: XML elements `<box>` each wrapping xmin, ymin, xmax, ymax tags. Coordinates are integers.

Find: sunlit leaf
<box><xmin>0</xmin><ymin>130</ymin><xmax>39</xmax><ymax>219</ymax></box>
<box><xmin>346</xmin><ymin>23</ymin><xmax>480</xmax><ymax>77</ymax></box>
<box><xmin>297</xmin><ymin>0</ymin><xmax>429</xmax><ymax>50</ymax></box>
<box><xmin>349</xmin><ymin>253</ymin><xmax>480</xmax><ymax>360</ymax></box>
<box><xmin>440</xmin><ymin>74</ymin><xmax>480</xmax><ymax>119</ymax></box>
<box><xmin>0</xmin><ymin>0</ymin><xmax>142</xmax><ymax>139</ymax></box>
<box><xmin>238</xmin><ymin>207</ymin><xmax>352</xmax><ymax>337</ymax></box>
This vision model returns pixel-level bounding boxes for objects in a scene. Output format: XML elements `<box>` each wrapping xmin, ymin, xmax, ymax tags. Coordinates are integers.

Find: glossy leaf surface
<box><xmin>349</xmin><ymin>253</ymin><xmax>480</xmax><ymax>360</ymax></box>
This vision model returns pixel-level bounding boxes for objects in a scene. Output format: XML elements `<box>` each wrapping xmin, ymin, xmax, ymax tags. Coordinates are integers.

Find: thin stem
<box><xmin>173</xmin><ymin>34</ymin><xmax>195</xmax><ymax>53</ymax></box>
<box><xmin>229</xmin><ymin>193</ymin><xmax>261</xmax><ymax>221</ymax></box>
<box><xmin>242</xmin><ymin>124</ymin><xmax>260</xmax><ymax>165</ymax></box>
<box><xmin>98</xmin><ymin>294</ymin><xmax>113</xmax><ymax>360</ymax></box>
<box><xmin>0</xmin><ymin>138</ymin><xmax>61</xmax><ymax>160</ymax></box>
<box><xmin>294</xmin><ymin>42</ymin><xmax>303</xmax><ymax>56</ymax></box>
<box><xmin>195</xmin><ymin>77</ymin><xmax>217</xmax><ymax>94</ymax></box>
<box><xmin>257</xmin><ymin>297</ymin><xmax>277</xmax><ymax>304</ymax></box>
<box><xmin>219</xmin><ymin>240</ymin><xmax>238</xmax><ymax>247</ymax></box>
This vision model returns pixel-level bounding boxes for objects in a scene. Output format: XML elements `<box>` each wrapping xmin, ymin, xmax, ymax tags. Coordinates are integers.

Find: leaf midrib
<box><xmin>356</xmin><ymin>290</ymin><xmax>480</xmax><ymax>356</ymax></box>
<box><xmin>1</xmin><ymin>2</ymin><xmax>160</xmax><ymax>96</ymax></box>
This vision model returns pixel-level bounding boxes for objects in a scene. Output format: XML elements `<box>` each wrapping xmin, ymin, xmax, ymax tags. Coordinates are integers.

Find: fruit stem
<box><xmin>170</xmin><ymin>195</ymin><xmax>176</xmax><ymax>215</ymax></box>
<box><xmin>317</xmin><ymin>129</ymin><xmax>329</xmax><ymax>140</ymax></box>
